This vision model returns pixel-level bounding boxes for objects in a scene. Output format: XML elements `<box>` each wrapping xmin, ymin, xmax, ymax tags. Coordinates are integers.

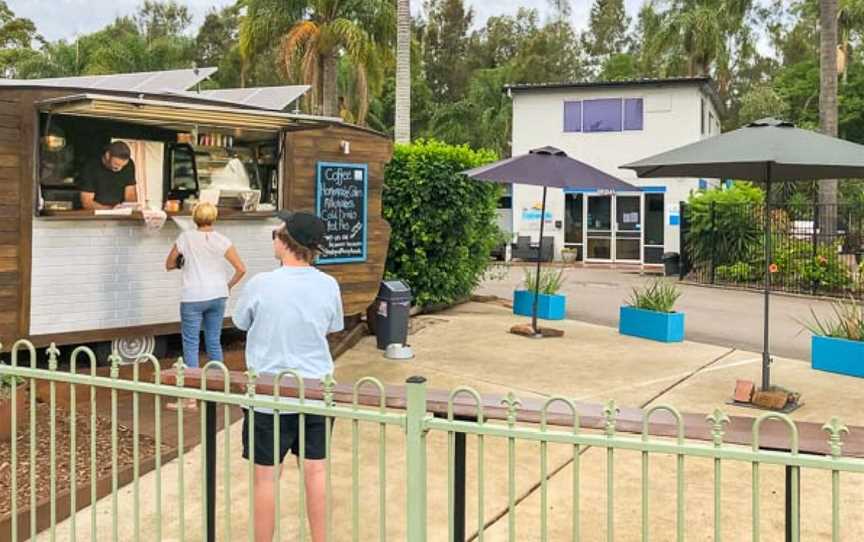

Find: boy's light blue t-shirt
<box><xmin>232</xmin><ymin>266</ymin><xmax>344</xmax><ymax>387</ymax></box>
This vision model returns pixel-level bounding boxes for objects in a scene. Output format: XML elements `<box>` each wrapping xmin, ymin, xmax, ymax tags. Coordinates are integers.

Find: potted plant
<box><xmin>619</xmin><ymin>279</ymin><xmax>684</xmax><ymax>342</ymax></box>
<box><xmin>804</xmin><ymin>297</ymin><xmax>864</xmax><ymax>377</ymax></box>
<box><xmin>0</xmin><ymin>374</ymin><xmax>26</xmax><ymax>441</ymax></box>
<box><xmin>513</xmin><ymin>267</ymin><xmax>566</xmax><ymax>320</ymax></box>
<box><xmin>561</xmin><ymin>247</ymin><xmax>579</xmax><ymax>264</ymax></box>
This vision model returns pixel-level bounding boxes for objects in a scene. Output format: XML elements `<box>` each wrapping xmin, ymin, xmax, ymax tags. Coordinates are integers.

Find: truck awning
<box><xmin>36</xmin><ymin>93</ymin><xmax>338</xmax><ymax>133</ymax></box>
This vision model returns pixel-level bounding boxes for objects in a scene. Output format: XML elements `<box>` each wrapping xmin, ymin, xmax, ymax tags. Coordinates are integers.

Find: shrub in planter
<box><xmin>513</xmin><ymin>267</ymin><xmax>566</xmax><ymax>320</ymax></box>
<box><xmin>619</xmin><ymin>279</ymin><xmax>684</xmax><ymax>342</ymax></box>
<box><xmin>0</xmin><ymin>374</ymin><xmax>26</xmax><ymax>441</ymax></box>
<box><xmin>803</xmin><ymin>297</ymin><xmax>864</xmax><ymax>377</ymax></box>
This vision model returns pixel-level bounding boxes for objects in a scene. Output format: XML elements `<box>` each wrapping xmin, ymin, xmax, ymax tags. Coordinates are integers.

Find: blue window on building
<box><xmin>624</xmin><ymin>98</ymin><xmax>644</xmax><ymax>130</ymax></box>
<box><xmin>567</xmin><ymin>97</ymin><xmax>644</xmax><ymax>133</ymax></box>
<box><xmin>583</xmin><ymin>99</ymin><xmax>622</xmax><ymax>132</ymax></box>
<box><xmin>563</xmin><ymin>101</ymin><xmax>582</xmax><ymax>132</ymax></box>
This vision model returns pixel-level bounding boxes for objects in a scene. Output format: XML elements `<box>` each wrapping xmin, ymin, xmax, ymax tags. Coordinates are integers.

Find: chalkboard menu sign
<box><xmin>315</xmin><ymin>161</ymin><xmax>368</xmax><ymax>264</ymax></box>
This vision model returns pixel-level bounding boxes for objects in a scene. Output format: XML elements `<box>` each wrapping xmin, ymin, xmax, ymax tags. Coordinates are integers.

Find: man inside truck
<box><xmin>78</xmin><ymin>141</ymin><xmax>138</xmax><ymax>210</ymax></box>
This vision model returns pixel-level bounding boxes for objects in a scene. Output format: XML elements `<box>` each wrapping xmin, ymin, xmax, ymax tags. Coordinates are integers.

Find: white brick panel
<box><xmin>30</xmin><ymin>218</ymin><xmax>280</xmax><ymax>335</ymax></box>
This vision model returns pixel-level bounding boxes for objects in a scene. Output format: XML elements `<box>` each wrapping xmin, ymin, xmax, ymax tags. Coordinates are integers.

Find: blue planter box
<box><xmin>513</xmin><ymin>290</ymin><xmax>566</xmax><ymax>320</ymax></box>
<box><xmin>812</xmin><ymin>335</ymin><xmax>864</xmax><ymax>377</ymax></box>
<box><xmin>618</xmin><ymin>306</ymin><xmax>685</xmax><ymax>343</ymax></box>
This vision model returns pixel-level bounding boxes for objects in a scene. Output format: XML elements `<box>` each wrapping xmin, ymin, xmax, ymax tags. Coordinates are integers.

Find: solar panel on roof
<box><xmin>198</xmin><ymin>86</ymin><xmax>309</xmax><ymax>110</ymax></box>
<box><xmin>0</xmin><ymin>67</ymin><xmax>217</xmax><ymax>92</ymax></box>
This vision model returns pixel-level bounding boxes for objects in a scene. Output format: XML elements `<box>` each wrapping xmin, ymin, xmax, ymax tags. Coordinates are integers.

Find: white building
<box><xmin>504</xmin><ymin>77</ymin><xmax>722</xmax><ymax>265</ymax></box>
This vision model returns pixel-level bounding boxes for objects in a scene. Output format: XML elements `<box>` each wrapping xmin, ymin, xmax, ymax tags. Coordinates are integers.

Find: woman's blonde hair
<box><xmin>192</xmin><ymin>202</ymin><xmax>218</xmax><ymax>227</ymax></box>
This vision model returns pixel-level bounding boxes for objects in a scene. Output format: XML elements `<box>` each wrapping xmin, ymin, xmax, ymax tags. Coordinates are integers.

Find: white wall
<box><xmin>30</xmin><ymin>217</ymin><xmax>281</xmax><ymax>335</ymax></box>
<box><xmin>510</xmin><ymin>84</ymin><xmax>719</xmax><ymax>258</ymax></box>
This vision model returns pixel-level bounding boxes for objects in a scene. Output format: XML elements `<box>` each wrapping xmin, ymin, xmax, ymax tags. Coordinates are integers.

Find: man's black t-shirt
<box><xmin>77</xmin><ymin>158</ymin><xmax>136</xmax><ymax>206</ymax></box>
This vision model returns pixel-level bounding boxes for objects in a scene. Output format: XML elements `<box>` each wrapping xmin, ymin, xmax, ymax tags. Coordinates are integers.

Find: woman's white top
<box><xmin>175</xmin><ymin>230</ymin><xmax>233</xmax><ymax>302</ymax></box>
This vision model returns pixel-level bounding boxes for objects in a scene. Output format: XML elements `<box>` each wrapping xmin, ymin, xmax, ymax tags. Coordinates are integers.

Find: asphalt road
<box><xmin>476</xmin><ymin>265</ymin><xmax>842</xmax><ymax>361</ymax></box>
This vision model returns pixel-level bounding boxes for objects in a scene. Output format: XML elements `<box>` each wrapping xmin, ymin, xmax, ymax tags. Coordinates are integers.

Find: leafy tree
<box><xmin>738</xmin><ymin>85</ymin><xmax>789</xmax><ymax>124</ymax></box>
<box><xmin>599</xmin><ymin>52</ymin><xmax>640</xmax><ymax>80</ymax></box>
<box><xmin>421</xmin><ymin>0</ymin><xmax>474</xmax><ymax>102</ymax></box>
<box><xmin>467</xmin><ymin>8</ymin><xmax>540</xmax><ymax>69</ymax></box>
<box><xmin>581</xmin><ymin>0</ymin><xmax>631</xmax><ymax>74</ymax></box>
<box><xmin>429</xmin><ymin>66</ymin><xmax>514</xmax><ymax>156</ymax></box>
<box><xmin>134</xmin><ymin>0</ymin><xmax>192</xmax><ymax>44</ymax></box>
<box><xmin>196</xmin><ymin>5</ymin><xmax>243</xmax><ymax>88</ymax></box>
<box><xmin>0</xmin><ymin>1</ymin><xmax>41</xmax><ymax>78</ymax></box>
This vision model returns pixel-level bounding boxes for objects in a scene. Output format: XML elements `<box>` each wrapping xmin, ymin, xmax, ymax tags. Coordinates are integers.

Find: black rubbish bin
<box><xmin>662</xmin><ymin>252</ymin><xmax>680</xmax><ymax>277</ymax></box>
<box><xmin>374</xmin><ymin>280</ymin><xmax>412</xmax><ymax>350</ymax></box>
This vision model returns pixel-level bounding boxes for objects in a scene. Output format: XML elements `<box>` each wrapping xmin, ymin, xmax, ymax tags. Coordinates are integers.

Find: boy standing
<box><xmin>232</xmin><ymin>211</ymin><xmax>343</xmax><ymax>542</ymax></box>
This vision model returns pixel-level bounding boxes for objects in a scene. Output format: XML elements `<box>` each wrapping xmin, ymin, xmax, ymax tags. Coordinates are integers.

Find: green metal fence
<box><xmin>2</xmin><ymin>338</ymin><xmax>864</xmax><ymax>541</ymax></box>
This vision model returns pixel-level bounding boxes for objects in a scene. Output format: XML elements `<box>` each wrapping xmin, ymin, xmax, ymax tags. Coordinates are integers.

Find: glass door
<box><xmin>615</xmin><ymin>195</ymin><xmax>642</xmax><ymax>262</ymax></box>
<box><xmin>564</xmin><ymin>193</ymin><xmax>584</xmax><ymax>260</ymax></box>
<box><xmin>586</xmin><ymin>195</ymin><xmax>612</xmax><ymax>261</ymax></box>
<box><xmin>644</xmin><ymin>193</ymin><xmax>665</xmax><ymax>263</ymax></box>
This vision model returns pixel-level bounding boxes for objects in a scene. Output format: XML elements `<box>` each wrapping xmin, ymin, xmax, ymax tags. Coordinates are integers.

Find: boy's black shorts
<box><xmin>242</xmin><ymin>410</ymin><xmax>331</xmax><ymax>466</ymax></box>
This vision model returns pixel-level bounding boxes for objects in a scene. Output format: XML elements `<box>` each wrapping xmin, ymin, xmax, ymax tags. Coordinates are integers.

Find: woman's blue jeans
<box><xmin>180</xmin><ymin>297</ymin><xmax>227</xmax><ymax>368</ymax></box>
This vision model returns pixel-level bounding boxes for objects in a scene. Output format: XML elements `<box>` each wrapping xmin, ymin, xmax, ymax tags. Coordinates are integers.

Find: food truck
<box><xmin>0</xmin><ymin>68</ymin><xmax>392</xmax><ymax>361</ymax></box>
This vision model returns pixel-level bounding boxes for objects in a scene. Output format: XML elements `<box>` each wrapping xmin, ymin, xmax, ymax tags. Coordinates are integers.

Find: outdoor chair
<box><xmin>511</xmin><ymin>235</ymin><xmax>553</xmax><ymax>262</ymax></box>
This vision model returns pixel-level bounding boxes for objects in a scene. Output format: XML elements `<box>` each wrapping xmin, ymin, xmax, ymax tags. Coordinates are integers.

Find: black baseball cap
<box><xmin>276</xmin><ymin>211</ymin><xmax>329</xmax><ymax>249</ymax></box>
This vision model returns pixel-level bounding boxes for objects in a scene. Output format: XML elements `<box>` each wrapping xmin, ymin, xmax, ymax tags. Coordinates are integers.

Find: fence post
<box><xmin>710</xmin><ymin>201</ymin><xmax>717</xmax><ymax>284</ymax></box>
<box><xmin>812</xmin><ymin>203</ymin><xmax>819</xmax><ymax>294</ymax></box>
<box><xmin>406</xmin><ymin>376</ymin><xmax>428</xmax><ymax>542</ymax></box>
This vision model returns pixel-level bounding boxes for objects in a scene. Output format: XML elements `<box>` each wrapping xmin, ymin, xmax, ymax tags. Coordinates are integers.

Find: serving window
<box><xmin>36</xmin><ymin>110</ymin><xmax>284</xmax><ymax>217</ymax></box>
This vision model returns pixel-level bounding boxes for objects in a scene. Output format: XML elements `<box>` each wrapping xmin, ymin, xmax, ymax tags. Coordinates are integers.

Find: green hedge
<box><xmin>383</xmin><ymin>139</ymin><xmax>500</xmax><ymax>307</ymax></box>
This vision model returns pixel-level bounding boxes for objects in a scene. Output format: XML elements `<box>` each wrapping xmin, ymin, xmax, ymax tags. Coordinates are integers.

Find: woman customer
<box><xmin>165</xmin><ymin>202</ymin><xmax>246</xmax><ymax>410</ymax></box>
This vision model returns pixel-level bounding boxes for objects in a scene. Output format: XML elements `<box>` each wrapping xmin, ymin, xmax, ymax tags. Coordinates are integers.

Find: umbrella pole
<box><xmin>532</xmin><ymin>186</ymin><xmax>548</xmax><ymax>336</ymax></box>
<box><xmin>762</xmin><ymin>170</ymin><xmax>772</xmax><ymax>390</ymax></box>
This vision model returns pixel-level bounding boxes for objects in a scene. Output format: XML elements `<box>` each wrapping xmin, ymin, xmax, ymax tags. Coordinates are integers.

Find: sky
<box><xmin>8</xmin><ymin>0</ymin><xmax>645</xmax><ymax>43</ymax></box>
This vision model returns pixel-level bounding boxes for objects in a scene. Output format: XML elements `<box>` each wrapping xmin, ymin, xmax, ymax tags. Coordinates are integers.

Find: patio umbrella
<box><xmin>463</xmin><ymin>145</ymin><xmax>640</xmax><ymax>336</ymax></box>
<box><xmin>622</xmin><ymin>118</ymin><xmax>864</xmax><ymax>390</ymax></box>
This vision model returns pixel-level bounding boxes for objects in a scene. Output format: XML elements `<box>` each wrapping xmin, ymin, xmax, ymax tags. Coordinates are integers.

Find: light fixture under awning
<box><xmin>36</xmin><ymin>93</ymin><xmax>338</xmax><ymax>133</ymax></box>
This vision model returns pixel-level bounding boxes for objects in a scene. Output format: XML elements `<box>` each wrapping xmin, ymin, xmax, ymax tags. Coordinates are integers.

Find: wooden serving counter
<box><xmin>37</xmin><ymin>209</ymin><xmax>278</xmax><ymax>221</ymax></box>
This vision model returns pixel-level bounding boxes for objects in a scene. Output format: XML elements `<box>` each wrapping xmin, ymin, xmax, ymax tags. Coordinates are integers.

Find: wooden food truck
<box><xmin>0</xmin><ymin>68</ymin><xmax>392</xmax><ymax>361</ymax></box>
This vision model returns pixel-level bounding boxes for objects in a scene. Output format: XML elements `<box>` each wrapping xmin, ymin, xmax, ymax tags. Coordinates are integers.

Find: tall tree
<box><xmin>134</xmin><ymin>0</ymin><xmax>192</xmax><ymax>45</ymax></box>
<box><xmin>819</xmin><ymin>0</ymin><xmax>839</xmax><ymax>233</ymax></box>
<box><xmin>422</xmin><ymin>0</ymin><xmax>474</xmax><ymax>102</ymax></box>
<box><xmin>581</xmin><ymin>0</ymin><xmax>631</xmax><ymax>73</ymax></box>
<box><xmin>395</xmin><ymin>0</ymin><xmax>411</xmax><ymax>142</ymax></box>
<box><xmin>0</xmin><ymin>1</ymin><xmax>41</xmax><ymax>78</ymax></box>
<box><xmin>196</xmin><ymin>5</ymin><xmax>243</xmax><ymax>88</ymax></box>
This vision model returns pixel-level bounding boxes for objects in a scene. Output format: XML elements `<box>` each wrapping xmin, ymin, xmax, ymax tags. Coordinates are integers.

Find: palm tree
<box><xmin>650</xmin><ymin>0</ymin><xmax>752</xmax><ymax>94</ymax></box>
<box><xmin>237</xmin><ymin>0</ymin><xmax>302</xmax><ymax>88</ymax></box>
<box><xmin>819</xmin><ymin>0</ymin><xmax>839</xmax><ymax>234</ymax></box>
<box><xmin>278</xmin><ymin>0</ymin><xmax>394</xmax><ymax>122</ymax></box>
<box><xmin>394</xmin><ymin>0</ymin><xmax>411</xmax><ymax>143</ymax></box>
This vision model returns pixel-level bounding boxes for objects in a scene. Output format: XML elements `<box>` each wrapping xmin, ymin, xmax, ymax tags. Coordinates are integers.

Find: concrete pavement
<box><xmin>476</xmin><ymin>264</ymin><xmax>842</xmax><ymax>361</ymax></box>
<box><xmin>52</xmin><ymin>302</ymin><xmax>864</xmax><ymax>541</ymax></box>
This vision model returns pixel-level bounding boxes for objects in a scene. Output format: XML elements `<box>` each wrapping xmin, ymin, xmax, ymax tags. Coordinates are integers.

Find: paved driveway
<box><xmin>476</xmin><ymin>264</ymin><xmax>841</xmax><ymax>361</ymax></box>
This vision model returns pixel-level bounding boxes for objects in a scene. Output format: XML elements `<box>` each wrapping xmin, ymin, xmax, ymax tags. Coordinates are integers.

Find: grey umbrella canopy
<box><xmin>464</xmin><ymin>146</ymin><xmax>640</xmax><ymax>336</ymax></box>
<box><xmin>624</xmin><ymin>118</ymin><xmax>864</xmax><ymax>180</ymax></box>
<box><xmin>622</xmin><ymin>118</ymin><xmax>864</xmax><ymax>392</ymax></box>
<box><xmin>465</xmin><ymin>145</ymin><xmax>640</xmax><ymax>191</ymax></box>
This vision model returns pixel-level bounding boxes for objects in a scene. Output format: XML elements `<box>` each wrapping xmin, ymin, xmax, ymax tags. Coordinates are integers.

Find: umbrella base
<box><xmin>510</xmin><ymin>323</ymin><xmax>565</xmax><ymax>338</ymax></box>
<box><xmin>727</xmin><ymin>399</ymin><xmax>803</xmax><ymax>414</ymax></box>
<box><xmin>727</xmin><ymin>384</ymin><xmax>803</xmax><ymax>413</ymax></box>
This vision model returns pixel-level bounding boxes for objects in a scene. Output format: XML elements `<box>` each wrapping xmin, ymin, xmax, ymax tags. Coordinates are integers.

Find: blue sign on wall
<box><xmin>315</xmin><ymin>162</ymin><xmax>368</xmax><ymax>264</ymax></box>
